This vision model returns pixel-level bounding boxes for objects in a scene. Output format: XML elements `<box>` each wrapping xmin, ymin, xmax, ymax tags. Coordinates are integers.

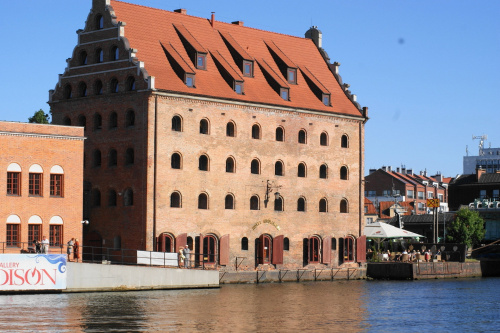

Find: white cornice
<box><xmin>0</xmin><ymin>131</ymin><xmax>85</xmax><ymax>141</ymax></box>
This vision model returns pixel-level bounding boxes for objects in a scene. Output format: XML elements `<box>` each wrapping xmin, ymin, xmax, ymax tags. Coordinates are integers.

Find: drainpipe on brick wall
<box><xmin>152</xmin><ymin>95</ymin><xmax>158</xmax><ymax>251</ymax></box>
<box><xmin>359</xmin><ymin>121</ymin><xmax>363</xmax><ymax>237</ymax></box>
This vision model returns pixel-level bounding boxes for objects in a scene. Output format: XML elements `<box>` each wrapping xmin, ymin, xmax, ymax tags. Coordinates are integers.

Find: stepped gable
<box><xmin>108</xmin><ymin>0</ymin><xmax>363</xmax><ymax>116</ymax></box>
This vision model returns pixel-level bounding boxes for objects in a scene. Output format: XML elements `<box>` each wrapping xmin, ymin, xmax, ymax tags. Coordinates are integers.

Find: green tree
<box><xmin>446</xmin><ymin>208</ymin><xmax>485</xmax><ymax>248</ymax></box>
<box><xmin>28</xmin><ymin>109</ymin><xmax>50</xmax><ymax>124</ymax></box>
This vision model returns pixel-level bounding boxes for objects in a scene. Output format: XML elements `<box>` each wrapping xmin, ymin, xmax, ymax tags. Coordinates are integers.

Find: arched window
<box><xmin>108</xmin><ymin>189</ymin><xmax>117</xmax><ymax>206</ymax></box>
<box><xmin>111</xmin><ymin>46</ymin><xmax>119</xmax><ymax>61</ymax></box>
<box><xmin>126</xmin><ymin>76</ymin><xmax>136</xmax><ymax>91</ymax></box>
<box><xmin>226</xmin><ymin>157</ymin><xmax>235</xmax><ymax>173</ymax></box>
<box><xmin>125</xmin><ymin>148</ymin><xmax>134</xmax><ymax>165</ymax></box>
<box><xmin>172</xmin><ymin>115</ymin><xmax>182</xmax><ymax>132</ymax></box>
<box><xmin>320</xmin><ymin>132</ymin><xmax>328</xmax><ymax>146</ymax></box>
<box><xmin>226</xmin><ymin>121</ymin><xmax>235</xmax><ymax>137</ymax></box>
<box><xmin>64</xmin><ymin>84</ymin><xmax>72</xmax><ymax>99</ymax></box>
<box><xmin>298</xmin><ymin>129</ymin><xmax>307</xmax><ymax>144</ymax></box>
<box><xmin>171</xmin><ymin>153</ymin><xmax>181</xmax><ymax>169</ymax></box>
<box><xmin>170</xmin><ymin>192</ymin><xmax>181</xmax><ymax>208</ymax></box>
<box><xmin>340</xmin><ymin>198</ymin><xmax>348</xmax><ymax>213</ymax></box>
<box><xmin>93</xmin><ymin>149</ymin><xmax>101</xmax><ymax>167</ymax></box>
<box><xmin>108</xmin><ymin>149</ymin><xmax>117</xmax><ymax>166</ymax></box>
<box><xmin>199</xmin><ymin>155</ymin><xmax>209</xmax><ymax>171</ymax></box>
<box><xmin>63</xmin><ymin>117</ymin><xmax>71</xmax><ymax>126</ymax></box>
<box><xmin>297</xmin><ymin>197</ymin><xmax>306</xmax><ymax>212</ymax></box>
<box><xmin>298</xmin><ymin>162</ymin><xmax>306</xmax><ymax>178</ymax></box>
<box><xmin>96</xmin><ymin>48</ymin><xmax>104</xmax><ymax>63</ymax></box>
<box><xmin>340</xmin><ymin>166</ymin><xmax>348</xmax><ymax>180</ymax></box>
<box><xmin>284</xmin><ymin>237</ymin><xmax>290</xmax><ymax>251</ymax></box>
<box><xmin>250</xmin><ymin>195</ymin><xmax>260</xmax><ymax>210</ymax></box>
<box><xmin>79</xmin><ymin>51</ymin><xmax>88</xmax><ymax>65</ymax></box>
<box><xmin>319</xmin><ymin>164</ymin><xmax>328</xmax><ymax>179</ymax></box>
<box><xmin>123</xmin><ymin>188</ymin><xmax>134</xmax><ymax>206</ymax></box>
<box><xmin>126</xmin><ymin>110</ymin><xmax>135</xmax><ymax>127</ymax></box>
<box><xmin>110</xmin><ymin>78</ymin><xmax>119</xmax><ymax>93</ymax></box>
<box><xmin>252</xmin><ymin>124</ymin><xmax>261</xmax><ymax>139</ymax></box>
<box><xmin>92</xmin><ymin>189</ymin><xmax>101</xmax><ymax>207</ymax></box>
<box><xmin>198</xmin><ymin>193</ymin><xmax>208</xmax><ymax>209</ymax></box>
<box><xmin>78</xmin><ymin>82</ymin><xmax>87</xmax><ymax>97</ymax></box>
<box><xmin>109</xmin><ymin>112</ymin><xmax>118</xmax><ymax>129</ymax></box>
<box><xmin>319</xmin><ymin>198</ymin><xmax>328</xmax><ymax>212</ymax></box>
<box><xmin>93</xmin><ymin>113</ymin><xmax>102</xmax><ymax>130</ymax></box>
<box><xmin>241</xmin><ymin>237</ymin><xmax>248</xmax><ymax>251</ymax></box>
<box><xmin>96</xmin><ymin>14</ymin><xmax>104</xmax><ymax>30</ymax></box>
<box><xmin>225</xmin><ymin>194</ymin><xmax>234</xmax><ymax>209</ymax></box>
<box><xmin>95</xmin><ymin>80</ymin><xmax>103</xmax><ymax>95</ymax></box>
<box><xmin>276</xmin><ymin>126</ymin><xmax>284</xmax><ymax>142</ymax></box>
<box><xmin>200</xmin><ymin>118</ymin><xmax>209</xmax><ymax>134</ymax></box>
<box><xmin>331</xmin><ymin>238</ymin><xmax>337</xmax><ymax>250</ymax></box>
<box><xmin>275</xmin><ymin>160</ymin><xmax>284</xmax><ymax>176</ymax></box>
<box><xmin>251</xmin><ymin>159</ymin><xmax>260</xmax><ymax>174</ymax></box>
<box><xmin>341</xmin><ymin>134</ymin><xmax>349</xmax><ymax>148</ymax></box>
<box><xmin>78</xmin><ymin>115</ymin><xmax>86</xmax><ymax>129</ymax></box>
<box><xmin>274</xmin><ymin>195</ymin><xmax>283</xmax><ymax>211</ymax></box>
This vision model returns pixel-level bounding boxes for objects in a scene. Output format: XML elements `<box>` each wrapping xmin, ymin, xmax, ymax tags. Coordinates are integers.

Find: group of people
<box><xmin>397</xmin><ymin>248</ymin><xmax>441</xmax><ymax>262</ymax></box>
<box><xmin>32</xmin><ymin>236</ymin><xmax>50</xmax><ymax>254</ymax></box>
<box><xmin>178</xmin><ymin>245</ymin><xmax>191</xmax><ymax>268</ymax></box>
<box><xmin>31</xmin><ymin>236</ymin><xmax>80</xmax><ymax>262</ymax></box>
<box><xmin>66</xmin><ymin>238</ymin><xmax>80</xmax><ymax>262</ymax></box>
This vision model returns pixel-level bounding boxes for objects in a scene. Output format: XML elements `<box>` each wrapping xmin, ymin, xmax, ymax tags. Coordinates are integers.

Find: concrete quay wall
<box><xmin>367</xmin><ymin>262</ymin><xmax>482</xmax><ymax>280</ymax></box>
<box><xmin>65</xmin><ymin>262</ymin><xmax>219</xmax><ymax>292</ymax></box>
<box><xmin>219</xmin><ymin>267</ymin><xmax>367</xmax><ymax>284</ymax></box>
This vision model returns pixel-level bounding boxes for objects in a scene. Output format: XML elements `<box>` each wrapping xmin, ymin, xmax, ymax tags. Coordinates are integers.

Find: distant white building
<box><xmin>463</xmin><ymin>147</ymin><xmax>500</xmax><ymax>174</ymax></box>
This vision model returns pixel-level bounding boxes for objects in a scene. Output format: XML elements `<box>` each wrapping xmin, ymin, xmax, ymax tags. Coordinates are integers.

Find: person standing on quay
<box><xmin>73</xmin><ymin>238</ymin><xmax>80</xmax><ymax>262</ymax></box>
<box><xmin>41</xmin><ymin>236</ymin><xmax>49</xmax><ymax>254</ymax></box>
<box><xmin>183</xmin><ymin>245</ymin><xmax>191</xmax><ymax>268</ymax></box>
<box><xmin>178</xmin><ymin>247</ymin><xmax>185</xmax><ymax>268</ymax></box>
<box><xmin>67</xmin><ymin>238</ymin><xmax>75</xmax><ymax>261</ymax></box>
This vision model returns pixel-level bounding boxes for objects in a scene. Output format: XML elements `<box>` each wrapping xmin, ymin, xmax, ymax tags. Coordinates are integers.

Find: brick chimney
<box><xmin>477</xmin><ymin>167</ymin><xmax>486</xmax><ymax>181</ymax></box>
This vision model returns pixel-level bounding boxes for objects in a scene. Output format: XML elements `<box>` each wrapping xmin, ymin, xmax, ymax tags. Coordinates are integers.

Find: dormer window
<box><xmin>322</xmin><ymin>94</ymin><xmax>330</xmax><ymax>106</ymax></box>
<box><xmin>185</xmin><ymin>74</ymin><xmax>195</xmax><ymax>87</ymax></box>
<box><xmin>234</xmin><ymin>82</ymin><xmax>243</xmax><ymax>94</ymax></box>
<box><xmin>196</xmin><ymin>53</ymin><xmax>206</xmax><ymax>70</ymax></box>
<box><xmin>280</xmin><ymin>88</ymin><xmax>289</xmax><ymax>101</ymax></box>
<box><xmin>287</xmin><ymin>68</ymin><xmax>297</xmax><ymax>84</ymax></box>
<box><xmin>243</xmin><ymin>61</ymin><xmax>253</xmax><ymax>77</ymax></box>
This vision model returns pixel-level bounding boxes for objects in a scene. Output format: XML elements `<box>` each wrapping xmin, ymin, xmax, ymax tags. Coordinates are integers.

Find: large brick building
<box><xmin>49</xmin><ymin>0</ymin><xmax>368</xmax><ymax>269</ymax></box>
<box><xmin>0</xmin><ymin>121</ymin><xmax>84</xmax><ymax>253</ymax></box>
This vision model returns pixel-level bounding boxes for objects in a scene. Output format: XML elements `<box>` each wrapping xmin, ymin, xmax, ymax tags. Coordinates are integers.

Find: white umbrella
<box><xmin>364</xmin><ymin>222</ymin><xmax>423</xmax><ymax>239</ymax></box>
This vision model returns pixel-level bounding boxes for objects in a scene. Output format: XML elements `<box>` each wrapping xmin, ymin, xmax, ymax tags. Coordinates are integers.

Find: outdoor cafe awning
<box><xmin>364</xmin><ymin>222</ymin><xmax>423</xmax><ymax>239</ymax></box>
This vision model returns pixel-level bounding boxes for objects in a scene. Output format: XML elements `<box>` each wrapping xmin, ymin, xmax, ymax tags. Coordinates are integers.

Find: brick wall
<box><xmin>0</xmin><ymin>121</ymin><xmax>84</xmax><ymax>253</ymax></box>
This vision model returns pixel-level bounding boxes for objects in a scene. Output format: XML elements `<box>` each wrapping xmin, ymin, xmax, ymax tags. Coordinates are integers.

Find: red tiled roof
<box><xmin>109</xmin><ymin>1</ymin><xmax>363</xmax><ymax>116</ymax></box>
<box><xmin>364</xmin><ymin>198</ymin><xmax>377</xmax><ymax>215</ymax></box>
<box><xmin>378</xmin><ymin>201</ymin><xmax>413</xmax><ymax>219</ymax></box>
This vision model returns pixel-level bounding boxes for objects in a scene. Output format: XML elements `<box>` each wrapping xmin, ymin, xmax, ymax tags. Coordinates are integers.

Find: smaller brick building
<box><xmin>0</xmin><ymin>121</ymin><xmax>84</xmax><ymax>253</ymax></box>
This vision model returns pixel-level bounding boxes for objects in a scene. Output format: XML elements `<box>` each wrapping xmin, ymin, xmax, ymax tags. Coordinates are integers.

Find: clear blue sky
<box><xmin>1</xmin><ymin>0</ymin><xmax>498</xmax><ymax>177</ymax></box>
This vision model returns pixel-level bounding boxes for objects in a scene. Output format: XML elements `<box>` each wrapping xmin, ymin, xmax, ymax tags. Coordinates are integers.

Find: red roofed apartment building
<box><xmin>49</xmin><ymin>0</ymin><xmax>369</xmax><ymax>269</ymax></box>
<box><xmin>0</xmin><ymin>121</ymin><xmax>84</xmax><ymax>253</ymax></box>
<box><xmin>365</xmin><ymin>166</ymin><xmax>449</xmax><ymax>221</ymax></box>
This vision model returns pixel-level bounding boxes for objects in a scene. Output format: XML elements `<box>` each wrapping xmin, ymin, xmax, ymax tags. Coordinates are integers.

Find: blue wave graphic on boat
<box><xmin>27</xmin><ymin>254</ymin><xmax>67</xmax><ymax>273</ymax></box>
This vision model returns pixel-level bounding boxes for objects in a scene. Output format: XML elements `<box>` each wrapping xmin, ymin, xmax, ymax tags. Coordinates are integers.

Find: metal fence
<box><xmin>0</xmin><ymin>242</ymin><xmax>217</xmax><ymax>270</ymax></box>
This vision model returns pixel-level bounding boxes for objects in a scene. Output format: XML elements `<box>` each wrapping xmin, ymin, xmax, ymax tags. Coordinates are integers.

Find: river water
<box><xmin>0</xmin><ymin>278</ymin><xmax>499</xmax><ymax>332</ymax></box>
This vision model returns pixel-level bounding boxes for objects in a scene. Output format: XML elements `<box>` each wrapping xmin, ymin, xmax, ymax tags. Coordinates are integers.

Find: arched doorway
<box><xmin>157</xmin><ymin>233</ymin><xmax>174</xmax><ymax>252</ymax></box>
<box><xmin>256</xmin><ymin>234</ymin><xmax>273</xmax><ymax>265</ymax></box>
<box><xmin>339</xmin><ymin>236</ymin><xmax>355</xmax><ymax>264</ymax></box>
<box><xmin>202</xmin><ymin>234</ymin><xmax>217</xmax><ymax>264</ymax></box>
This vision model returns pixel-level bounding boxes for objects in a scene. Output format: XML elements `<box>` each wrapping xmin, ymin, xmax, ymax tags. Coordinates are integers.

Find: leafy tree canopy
<box><xmin>28</xmin><ymin>109</ymin><xmax>50</xmax><ymax>124</ymax></box>
<box><xmin>446</xmin><ymin>208</ymin><xmax>485</xmax><ymax>248</ymax></box>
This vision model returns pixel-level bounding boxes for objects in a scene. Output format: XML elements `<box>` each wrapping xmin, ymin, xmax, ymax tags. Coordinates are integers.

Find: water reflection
<box><xmin>0</xmin><ymin>279</ymin><xmax>499</xmax><ymax>332</ymax></box>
